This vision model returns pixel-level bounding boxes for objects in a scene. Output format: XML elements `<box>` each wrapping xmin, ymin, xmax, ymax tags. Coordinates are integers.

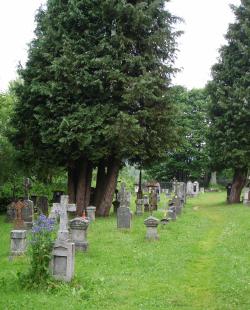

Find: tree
<box><xmin>12</xmin><ymin>0</ymin><xmax>180</xmax><ymax>215</ymax></box>
<box><xmin>146</xmin><ymin>86</ymin><xmax>210</xmax><ymax>184</ymax></box>
<box><xmin>207</xmin><ymin>0</ymin><xmax>250</xmax><ymax>203</ymax></box>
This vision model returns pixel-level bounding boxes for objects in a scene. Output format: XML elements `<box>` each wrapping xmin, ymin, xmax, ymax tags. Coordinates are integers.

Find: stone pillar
<box><xmin>86</xmin><ymin>206</ymin><xmax>96</xmax><ymax>222</ymax></box>
<box><xmin>135</xmin><ymin>198</ymin><xmax>144</xmax><ymax>216</ymax></box>
<box><xmin>69</xmin><ymin>217</ymin><xmax>89</xmax><ymax>251</ymax></box>
<box><xmin>10</xmin><ymin>230</ymin><xmax>27</xmax><ymax>256</ymax></box>
<box><xmin>144</xmin><ymin>216</ymin><xmax>160</xmax><ymax>240</ymax></box>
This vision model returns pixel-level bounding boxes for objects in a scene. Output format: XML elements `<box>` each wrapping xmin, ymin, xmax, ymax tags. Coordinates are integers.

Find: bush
<box><xmin>18</xmin><ymin>215</ymin><xmax>56</xmax><ymax>288</ymax></box>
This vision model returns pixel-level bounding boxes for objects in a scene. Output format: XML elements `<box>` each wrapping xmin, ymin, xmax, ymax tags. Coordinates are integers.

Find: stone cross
<box><xmin>56</xmin><ymin>195</ymin><xmax>76</xmax><ymax>241</ymax></box>
<box><xmin>14</xmin><ymin>200</ymin><xmax>25</xmax><ymax>229</ymax></box>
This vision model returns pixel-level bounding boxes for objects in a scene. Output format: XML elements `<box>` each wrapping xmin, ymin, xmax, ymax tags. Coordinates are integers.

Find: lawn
<box><xmin>1</xmin><ymin>192</ymin><xmax>250</xmax><ymax>310</ymax></box>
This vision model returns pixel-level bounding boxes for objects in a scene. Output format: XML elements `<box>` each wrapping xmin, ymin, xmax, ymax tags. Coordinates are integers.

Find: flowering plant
<box><xmin>19</xmin><ymin>215</ymin><xmax>56</xmax><ymax>287</ymax></box>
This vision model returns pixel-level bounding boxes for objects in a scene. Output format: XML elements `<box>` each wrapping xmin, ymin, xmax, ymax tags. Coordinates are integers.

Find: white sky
<box><xmin>0</xmin><ymin>0</ymin><xmax>241</xmax><ymax>92</ymax></box>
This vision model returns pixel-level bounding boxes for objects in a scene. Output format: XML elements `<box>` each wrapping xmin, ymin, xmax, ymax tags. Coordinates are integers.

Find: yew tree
<box><xmin>12</xmin><ymin>0</ymin><xmax>180</xmax><ymax>215</ymax></box>
<box><xmin>207</xmin><ymin>0</ymin><xmax>250</xmax><ymax>203</ymax></box>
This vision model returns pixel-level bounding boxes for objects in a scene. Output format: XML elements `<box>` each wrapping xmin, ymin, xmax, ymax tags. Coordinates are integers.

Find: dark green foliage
<box><xmin>207</xmin><ymin>1</ymin><xmax>250</xmax><ymax>172</ymax></box>
<box><xmin>146</xmin><ymin>86</ymin><xmax>210</xmax><ymax>182</ymax></box>
<box><xmin>11</xmin><ymin>0</ymin><xmax>180</xmax><ymax>171</ymax></box>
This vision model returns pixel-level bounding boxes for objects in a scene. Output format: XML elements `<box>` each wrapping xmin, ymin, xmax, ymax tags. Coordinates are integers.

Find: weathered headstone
<box><xmin>37</xmin><ymin>196</ymin><xmax>49</xmax><ymax>216</ymax></box>
<box><xmin>86</xmin><ymin>206</ymin><xmax>96</xmax><ymax>222</ymax></box>
<box><xmin>192</xmin><ymin>181</ymin><xmax>199</xmax><ymax>196</ymax></box>
<box><xmin>243</xmin><ymin>188</ymin><xmax>250</xmax><ymax>205</ymax></box>
<box><xmin>168</xmin><ymin>206</ymin><xmax>176</xmax><ymax>221</ymax></box>
<box><xmin>69</xmin><ymin>217</ymin><xmax>89</xmax><ymax>251</ymax></box>
<box><xmin>144</xmin><ymin>216</ymin><xmax>160</xmax><ymax>240</ymax></box>
<box><xmin>22</xmin><ymin>200</ymin><xmax>34</xmax><ymax>229</ymax></box>
<box><xmin>6</xmin><ymin>201</ymin><xmax>16</xmax><ymax>222</ymax></box>
<box><xmin>50</xmin><ymin>241</ymin><xmax>75</xmax><ymax>282</ymax></box>
<box><xmin>171</xmin><ymin>196</ymin><xmax>182</xmax><ymax>215</ymax></box>
<box><xmin>117</xmin><ymin>206</ymin><xmax>131</xmax><ymax>229</ymax></box>
<box><xmin>149</xmin><ymin>189</ymin><xmax>158</xmax><ymax>211</ymax></box>
<box><xmin>143</xmin><ymin>195</ymin><xmax>150</xmax><ymax>212</ymax></box>
<box><xmin>186</xmin><ymin>181</ymin><xmax>193</xmax><ymax>196</ymax></box>
<box><xmin>135</xmin><ymin>198</ymin><xmax>144</xmax><ymax>216</ymax></box>
<box><xmin>10</xmin><ymin>230</ymin><xmax>27</xmax><ymax>256</ymax></box>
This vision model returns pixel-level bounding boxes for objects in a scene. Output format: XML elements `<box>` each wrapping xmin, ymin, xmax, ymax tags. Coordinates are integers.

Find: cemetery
<box><xmin>0</xmin><ymin>0</ymin><xmax>250</xmax><ymax>309</ymax></box>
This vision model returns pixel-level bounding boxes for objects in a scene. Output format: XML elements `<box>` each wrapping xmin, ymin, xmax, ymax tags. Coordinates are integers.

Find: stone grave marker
<box><xmin>135</xmin><ymin>198</ymin><xmax>144</xmax><ymax>216</ymax></box>
<box><xmin>22</xmin><ymin>199</ymin><xmax>34</xmax><ymax>229</ymax></box>
<box><xmin>10</xmin><ymin>230</ymin><xmax>27</xmax><ymax>256</ymax></box>
<box><xmin>14</xmin><ymin>200</ymin><xmax>26</xmax><ymax>229</ymax></box>
<box><xmin>243</xmin><ymin>188</ymin><xmax>250</xmax><ymax>205</ymax></box>
<box><xmin>192</xmin><ymin>181</ymin><xmax>199</xmax><ymax>196</ymax></box>
<box><xmin>86</xmin><ymin>206</ymin><xmax>96</xmax><ymax>222</ymax></box>
<box><xmin>69</xmin><ymin>217</ymin><xmax>89</xmax><ymax>251</ymax></box>
<box><xmin>186</xmin><ymin>181</ymin><xmax>193</xmax><ymax>196</ymax></box>
<box><xmin>144</xmin><ymin>216</ymin><xmax>160</xmax><ymax>240</ymax></box>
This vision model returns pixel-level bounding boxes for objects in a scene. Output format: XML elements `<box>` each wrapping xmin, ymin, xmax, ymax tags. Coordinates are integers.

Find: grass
<box><xmin>1</xmin><ymin>192</ymin><xmax>250</xmax><ymax>309</ymax></box>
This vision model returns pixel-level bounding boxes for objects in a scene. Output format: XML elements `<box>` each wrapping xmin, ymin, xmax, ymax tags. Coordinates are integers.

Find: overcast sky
<box><xmin>0</xmin><ymin>0</ymin><xmax>241</xmax><ymax>92</ymax></box>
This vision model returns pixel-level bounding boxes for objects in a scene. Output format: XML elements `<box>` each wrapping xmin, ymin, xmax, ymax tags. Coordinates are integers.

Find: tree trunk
<box><xmin>84</xmin><ymin>162</ymin><xmax>93</xmax><ymax>208</ymax></box>
<box><xmin>210</xmin><ymin>171</ymin><xmax>217</xmax><ymax>185</ymax></box>
<box><xmin>94</xmin><ymin>163</ymin><xmax>106</xmax><ymax>211</ymax></box>
<box><xmin>67</xmin><ymin>165</ymin><xmax>77</xmax><ymax>203</ymax></box>
<box><xmin>96</xmin><ymin>159</ymin><xmax>120</xmax><ymax>217</ymax></box>
<box><xmin>229</xmin><ymin>168</ymin><xmax>247</xmax><ymax>203</ymax></box>
<box><xmin>76</xmin><ymin>159</ymin><xmax>88</xmax><ymax>216</ymax></box>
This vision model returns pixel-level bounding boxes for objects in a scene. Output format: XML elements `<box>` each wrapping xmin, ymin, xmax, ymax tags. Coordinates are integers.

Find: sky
<box><xmin>0</xmin><ymin>0</ymin><xmax>241</xmax><ymax>92</ymax></box>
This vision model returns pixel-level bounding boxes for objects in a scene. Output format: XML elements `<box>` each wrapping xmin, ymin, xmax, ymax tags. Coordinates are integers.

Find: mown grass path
<box><xmin>1</xmin><ymin>192</ymin><xmax>250</xmax><ymax>309</ymax></box>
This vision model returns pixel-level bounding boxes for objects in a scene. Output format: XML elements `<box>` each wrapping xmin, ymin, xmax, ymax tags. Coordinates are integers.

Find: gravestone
<box><xmin>51</xmin><ymin>241</ymin><xmax>75</xmax><ymax>282</ymax></box>
<box><xmin>200</xmin><ymin>187</ymin><xmax>205</xmax><ymax>194</ymax></box>
<box><xmin>10</xmin><ymin>230</ymin><xmax>27</xmax><ymax>256</ymax></box>
<box><xmin>171</xmin><ymin>196</ymin><xmax>182</xmax><ymax>215</ymax></box>
<box><xmin>143</xmin><ymin>195</ymin><xmax>150</xmax><ymax>212</ymax></box>
<box><xmin>168</xmin><ymin>206</ymin><xmax>177</xmax><ymax>221</ymax></box>
<box><xmin>149</xmin><ymin>189</ymin><xmax>158</xmax><ymax>211</ymax></box>
<box><xmin>135</xmin><ymin>198</ymin><xmax>144</xmax><ymax>216</ymax></box>
<box><xmin>144</xmin><ymin>216</ymin><xmax>160</xmax><ymax>240</ymax></box>
<box><xmin>22</xmin><ymin>200</ymin><xmax>34</xmax><ymax>229</ymax></box>
<box><xmin>6</xmin><ymin>202</ymin><xmax>16</xmax><ymax>222</ymax></box>
<box><xmin>117</xmin><ymin>206</ymin><xmax>131</xmax><ymax>229</ymax></box>
<box><xmin>243</xmin><ymin>188</ymin><xmax>250</xmax><ymax>205</ymax></box>
<box><xmin>186</xmin><ymin>181</ymin><xmax>193</xmax><ymax>196</ymax></box>
<box><xmin>192</xmin><ymin>181</ymin><xmax>199</xmax><ymax>196</ymax></box>
<box><xmin>86</xmin><ymin>206</ymin><xmax>96</xmax><ymax>222</ymax></box>
<box><xmin>70</xmin><ymin>217</ymin><xmax>89</xmax><ymax>251</ymax></box>
<box><xmin>50</xmin><ymin>195</ymin><xmax>75</xmax><ymax>282</ymax></box>
<box><xmin>37</xmin><ymin>196</ymin><xmax>49</xmax><ymax>216</ymax></box>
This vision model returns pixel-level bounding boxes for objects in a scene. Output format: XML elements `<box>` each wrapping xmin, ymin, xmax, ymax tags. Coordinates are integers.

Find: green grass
<box><xmin>1</xmin><ymin>192</ymin><xmax>250</xmax><ymax>309</ymax></box>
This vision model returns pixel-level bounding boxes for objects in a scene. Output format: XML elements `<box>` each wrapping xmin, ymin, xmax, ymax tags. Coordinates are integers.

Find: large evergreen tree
<box><xmin>12</xmin><ymin>0</ymin><xmax>180</xmax><ymax>215</ymax></box>
<box><xmin>207</xmin><ymin>0</ymin><xmax>250</xmax><ymax>203</ymax></box>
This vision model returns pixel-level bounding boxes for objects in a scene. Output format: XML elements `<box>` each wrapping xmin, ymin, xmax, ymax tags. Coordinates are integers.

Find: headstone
<box><xmin>37</xmin><ymin>196</ymin><xmax>49</xmax><ymax>216</ymax></box>
<box><xmin>6</xmin><ymin>201</ymin><xmax>16</xmax><ymax>222</ymax></box>
<box><xmin>243</xmin><ymin>188</ymin><xmax>250</xmax><ymax>205</ymax></box>
<box><xmin>135</xmin><ymin>198</ymin><xmax>144</xmax><ymax>216</ymax></box>
<box><xmin>226</xmin><ymin>183</ymin><xmax>232</xmax><ymax>202</ymax></box>
<box><xmin>118</xmin><ymin>183</ymin><xmax>130</xmax><ymax>208</ymax></box>
<box><xmin>22</xmin><ymin>200</ymin><xmax>34</xmax><ymax>229</ymax></box>
<box><xmin>117</xmin><ymin>206</ymin><xmax>131</xmax><ymax>229</ymax></box>
<box><xmin>10</xmin><ymin>230</ymin><xmax>27</xmax><ymax>256</ymax></box>
<box><xmin>171</xmin><ymin>196</ymin><xmax>182</xmax><ymax>215</ymax></box>
<box><xmin>192</xmin><ymin>181</ymin><xmax>199</xmax><ymax>196</ymax></box>
<box><xmin>144</xmin><ymin>216</ymin><xmax>160</xmax><ymax>240</ymax></box>
<box><xmin>200</xmin><ymin>187</ymin><xmax>205</xmax><ymax>194</ymax></box>
<box><xmin>186</xmin><ymin>181</ymin><xmax>193</xmax><ymax>196</ymax></box>
<box><xmin>149</xmin><ymin>189</ymin><xmax>158</xmax><ymax>211</ymax></box>
<box><xmin>50</xmin><ymin>241</ymin><xmax>75</xmax><ymax>282</ymax></box>
<box><xmin>143</xmin><ymin>195</ymin><xmax>150</xmax><ymax>212</ymax></box>
<box><xmin>69</xmin><ymin>217</ymin><xmax>89</xmax><ymax>251</ymax></box>
<box><xmin>86</xmin><ymin>206</ymin><xmax>96</xmax><ymax>222</ymax></box>
<box><xmin>168</xmin><ymin>206</ymin><xmax>176</xmax><ymax>221</ymax></box>
<box><xmin>57</xmin><ymin>195</ymin><xmax>70</xmax><ymax>241</ymax></box>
